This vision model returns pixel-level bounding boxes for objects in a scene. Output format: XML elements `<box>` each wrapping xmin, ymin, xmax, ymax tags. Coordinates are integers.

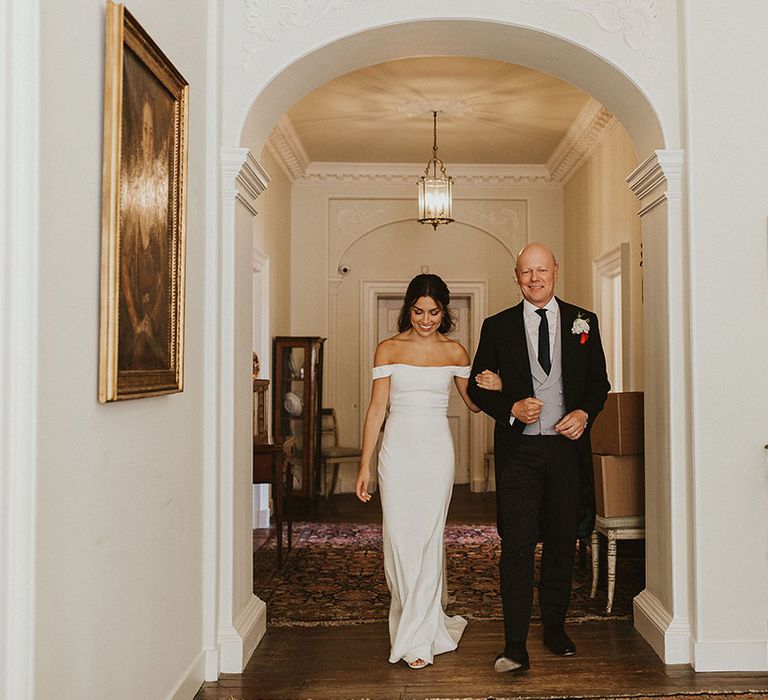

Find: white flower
<box><xmin>571</xmin><ymin>316</ymin><xmax>590</xmax><ymax>335</ymax></box>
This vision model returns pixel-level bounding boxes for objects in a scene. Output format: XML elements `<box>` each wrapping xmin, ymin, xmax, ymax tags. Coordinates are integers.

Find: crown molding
<box><xmin>238</xmin><ymin>151</ymin><xmax>271</xmax><ymax>198</ymax></box>
<box><xmin>626</xmin><ymin>149</ymin><xmax>684</xmax><ymax>217</ymax></box>
<box><xmin>547</xmin><ymin>98</ymin><xmax>618</xmax><ymax>185</ymax></box>
<box><xmin>265</xmin><ymin>115</ymin><xmax>309</xmax><ymax>182</ymax></box>
<box><xmin>221</xmin><ymin>149</ymin><xmax>271</xmax><ymax>215</ymax></box>
<box><xmin>298</xmin><ymin>162</ymin><xmax>557</xmax><ymax>187</ymax></box>
<box><xmin>266</xmin><ymin>99</ymin><xmax>617</xmax><ymax>188</ymax></box>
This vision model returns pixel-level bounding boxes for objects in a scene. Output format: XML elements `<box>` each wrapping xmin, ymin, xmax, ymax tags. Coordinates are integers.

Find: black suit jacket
<box><xmin>468</xmin><ymin>298</ymin><xmax>611</xmax><ymax>533</ymax></box>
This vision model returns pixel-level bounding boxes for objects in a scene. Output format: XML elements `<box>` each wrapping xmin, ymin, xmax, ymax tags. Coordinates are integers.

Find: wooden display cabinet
<box><xmin>272</xmin><ymin>336</ymin><xmax>325</xmax><ymax>512</ymax></box>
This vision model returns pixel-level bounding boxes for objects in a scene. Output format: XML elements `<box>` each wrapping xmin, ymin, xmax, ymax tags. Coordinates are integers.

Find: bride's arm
<box><xmin>457</xmin><ymin>369</ymin><xmax>503</xmax><ymax>412</ymax></box>
<box><xmin>355</xmin><ymin>344</ymin><xmax>390</xmax><ymax>503</ymax></box>
<box><xmin>451</xmin><ymin>342</ymin><xmax>482</xmax><ymax>413</ymax></box>
<box><xmin>454</xmin><ymin>376</ymin><xmax>482</xmax><ymax>413</ymax></box>
<box><xmin>355</xmin><ymin>378</ymin><xmax>388</xmax><ymax>503</ymax></box>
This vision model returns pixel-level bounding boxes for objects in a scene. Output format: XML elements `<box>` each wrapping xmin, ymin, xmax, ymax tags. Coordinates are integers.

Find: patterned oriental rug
<box><xmin>253</xmin><ymin>522</ymin><xmax>644</xmax><ymax>627</ymax></box>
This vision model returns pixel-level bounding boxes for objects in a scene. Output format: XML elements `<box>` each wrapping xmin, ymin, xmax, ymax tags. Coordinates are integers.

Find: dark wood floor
<box><xmin>198</xmin><ymin>488</ymin><xmax>768</xmax><ymax>700</ymax></box>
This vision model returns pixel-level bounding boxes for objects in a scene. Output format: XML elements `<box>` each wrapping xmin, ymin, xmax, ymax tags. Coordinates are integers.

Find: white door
<box><xmin>376</xmin><ymin>295</ymin><xmax>472</xmax><ymax>484</ymax></box>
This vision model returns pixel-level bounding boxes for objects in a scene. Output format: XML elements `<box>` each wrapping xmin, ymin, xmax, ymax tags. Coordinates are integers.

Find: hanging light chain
<box><xmin>432</xmin><ymin>111</ymin><xmax>438</xmax><ymax>177</ymax></box>
<box><xmin>417</xmin><ymin>109</ymin><xmax>454</xmax><ymax>229</ymax></box>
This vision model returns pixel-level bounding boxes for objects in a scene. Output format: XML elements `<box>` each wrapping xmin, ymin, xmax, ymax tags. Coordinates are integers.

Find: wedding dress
<box><xmin>372</xmin><ymin>363</ymin><xmax>469</xmax><ymax>665</ymax></box>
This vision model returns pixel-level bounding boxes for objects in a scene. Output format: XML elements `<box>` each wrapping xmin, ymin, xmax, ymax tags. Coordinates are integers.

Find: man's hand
<box><xmin>511</xmin><ymin>397</ymin><xmax>544</xmax><ymax>424</ymax></box>
<box><xmin>555</xmin><ymin>409</ymin><xmax>588</xmax><ymax>440</ymax></box>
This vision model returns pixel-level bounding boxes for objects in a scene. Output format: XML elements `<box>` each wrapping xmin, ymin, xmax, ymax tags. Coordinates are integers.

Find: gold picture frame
<box><xmin>99</xmin><ymin>1</ymin><xmax>189</xmax><ymax>402</ymax></box>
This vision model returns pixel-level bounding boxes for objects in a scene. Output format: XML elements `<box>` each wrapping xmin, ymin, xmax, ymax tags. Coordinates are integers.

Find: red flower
<box><xmin>580</xmin><ymin>332</ymin><xmax>588</xmax><ymax>345</ymax></box>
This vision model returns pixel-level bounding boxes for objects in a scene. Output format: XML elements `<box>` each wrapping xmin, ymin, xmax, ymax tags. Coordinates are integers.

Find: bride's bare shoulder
<box><xmin>374</xmin><ymin>336</ymin><xmax>403</xmax><ymax>365</ymax></box>
<box><xmin>440</xmin><ymin>338</ymin><xmax>470</xmax><ymax>365</ymax></box>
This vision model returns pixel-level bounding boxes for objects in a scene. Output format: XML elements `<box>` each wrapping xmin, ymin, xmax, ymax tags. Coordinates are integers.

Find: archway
<box><xmin>209</xmin><ymin>16</ymin><xmax>691</xmax><ymax>676</ymax></box>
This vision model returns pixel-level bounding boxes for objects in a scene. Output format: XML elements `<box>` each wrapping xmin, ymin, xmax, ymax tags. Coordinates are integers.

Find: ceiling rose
<box><xmin>398</xmin><ymin>99</ymin><xmax>473</xmax><ymax>118</ymax></box>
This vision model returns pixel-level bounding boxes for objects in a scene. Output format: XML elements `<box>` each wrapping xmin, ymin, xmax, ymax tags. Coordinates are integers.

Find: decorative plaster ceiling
<box><xmin>285</xmin><ymin>57</ymin><xmax>596</xmax><ymax>165</ymax></box>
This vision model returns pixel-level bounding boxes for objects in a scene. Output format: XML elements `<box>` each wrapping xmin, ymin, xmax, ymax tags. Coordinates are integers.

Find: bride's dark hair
<box><xmin>396</xmin><ymin>274</ymin><xmax>456</xmax><ymax>334</ymax></box>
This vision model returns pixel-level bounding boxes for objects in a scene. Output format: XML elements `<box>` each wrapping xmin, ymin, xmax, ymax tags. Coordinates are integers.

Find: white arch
<box><xmin>238</xmin><ymin>20</ymin><xmax>666</xmax><ymax>157</ymax></box>
<box><xmin>335</xmin><ymin>217</ymin><xmax>519</xmax><ymax>271</ymax></box>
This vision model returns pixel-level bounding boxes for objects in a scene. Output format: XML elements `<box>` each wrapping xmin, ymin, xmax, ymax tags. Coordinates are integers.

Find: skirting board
<box><xmin>218</xmin><ymin>595</ymin><xmax>266</xmax><ymax>673</ymax></box>
<box><xmin>166</xmin><ymin>650</ymin><xmax>205</xmax><ymax>700</ymax></box>
<box><xmin>633</xmin><ymin>589</ymin><xmax>691</xmax><ymax>664</ymax></box>
<box><xmin>204</xmin><ymin>648</ymin><xmax>219</xmax><ymax>683</ymax></box>
<box><xmin>693</xmin><ymin>640</ymin><xmax>768</xmax><ymax>672</ymax></box>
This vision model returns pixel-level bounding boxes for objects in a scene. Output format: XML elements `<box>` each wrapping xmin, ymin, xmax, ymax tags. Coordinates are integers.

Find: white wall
<box><xmin>254</xmin><ymin>148</ymin><xmax>292</xmax><ymax>338</ymax></box>
<box><xmin>33</xmin><ymin>1</ymin><xmax>209</xmax><ymax>697</ymax></box>
<box><xmin>563</xmin><ymin>123</ymin><xmax>643</xmax><ymax>389</ymax></box>
<box><xmin>684</xmin><ymin>1</ymin><xmax>768</xmax><ymax>671</ymax></box>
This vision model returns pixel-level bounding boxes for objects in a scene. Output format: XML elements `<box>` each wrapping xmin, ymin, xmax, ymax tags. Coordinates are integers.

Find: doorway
<box><xmin>211</xmin><ymin>15</ymin><xmax>691</xmax><ymax>678</ymax></box>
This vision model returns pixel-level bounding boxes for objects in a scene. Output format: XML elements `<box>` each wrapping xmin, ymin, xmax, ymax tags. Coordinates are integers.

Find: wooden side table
<box><xmin>590</xmin><ymin>514</ymin><xmax>645</xmax><ymax>613</ymax></box>
<box><xmin>253</xmin><ymin>436</ymin><xmax>295</xmax><ymax>568</ymax></box>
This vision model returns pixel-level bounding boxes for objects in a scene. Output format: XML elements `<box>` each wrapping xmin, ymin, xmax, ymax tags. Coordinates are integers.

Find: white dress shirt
<box><xmin>523</xmin><ymin>297</ymin><xmax>558</xmax><ymax>362</ymax></box>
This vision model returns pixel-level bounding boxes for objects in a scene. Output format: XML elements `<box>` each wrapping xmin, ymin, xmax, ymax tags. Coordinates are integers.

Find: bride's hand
<box><xmin>355</xmin><ymin>468</ymin><xmax>372</xmax><ymax>503</ymax></box>
<box><xmin>475</xmin><ymin>369</ymin><xmax>502</xmax><ymax>392</ymax></box>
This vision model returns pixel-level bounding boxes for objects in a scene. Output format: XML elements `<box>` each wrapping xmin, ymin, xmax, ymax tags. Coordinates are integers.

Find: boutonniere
<box><xmin>571</xmin><ymin>313</ymin><xmax>590</xmax><ymax>345</ymax></box>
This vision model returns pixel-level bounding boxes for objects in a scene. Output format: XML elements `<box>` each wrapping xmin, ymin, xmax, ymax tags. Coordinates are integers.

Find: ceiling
<box><xmin>285</xmin><ymin>57</ymin><xmax>595</xmax><ymax>165</ymax></box>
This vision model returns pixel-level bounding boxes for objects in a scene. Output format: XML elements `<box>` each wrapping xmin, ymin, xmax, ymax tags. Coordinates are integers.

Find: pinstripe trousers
<box><xmin>495</xmin><ymin>434</ymin><xmax>580</xmax><ymax>650</ymax></box>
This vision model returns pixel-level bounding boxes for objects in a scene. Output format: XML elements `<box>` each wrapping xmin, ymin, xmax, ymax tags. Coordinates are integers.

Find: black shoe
<box><xmin>493</xmin><ymin>646</ymin><xmax>530</xmax><ymax>673</ymax></box>
<box><xmin>543</xmin><ymin>627</ymin><xmax>576</xmax><ymax>656</ymax></box>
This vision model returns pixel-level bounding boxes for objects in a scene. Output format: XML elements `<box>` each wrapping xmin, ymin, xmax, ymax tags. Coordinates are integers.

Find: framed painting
<box><xmin>98</xmin><ymin>1</ymin><xmax>189</xmax><ymax>402</ymax></box>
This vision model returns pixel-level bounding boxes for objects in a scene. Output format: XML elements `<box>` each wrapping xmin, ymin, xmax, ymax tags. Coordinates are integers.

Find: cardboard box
<box><xmin>592</xmin><ymin>454</ymin><xmax>645</xmax><ymax>518</ymax></box>
<box><xmin>590</xmin><ymin>391</ymin><xmax>644</xmax><ymax>455</ymax></box>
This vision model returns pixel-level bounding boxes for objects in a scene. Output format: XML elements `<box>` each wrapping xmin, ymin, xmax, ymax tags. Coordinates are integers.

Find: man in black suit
<box><xmin>468</xmin><ymin>243</ymin><xmax>610</xmax><ymax>673</ymax></box>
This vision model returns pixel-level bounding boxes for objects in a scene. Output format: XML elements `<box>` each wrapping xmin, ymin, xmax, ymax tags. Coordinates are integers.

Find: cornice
<box><xmin>220</xmin><ymin>148</ymin><xmax>271</xmax><ymax>203</ymax></box>
<box><xmin>263</xmin><ymin>98</ymin><xmax>617</xmax><ymax>188</ymax></box>
<box><xmin>627</xmin><ymin>149</ymin><xmax>684</xmax><ymax>198</ymax></box>
<box><xmin>298</xmin><ymin>162</ymin><xmax>557</xmax><ymax>187</ymax></box>
<box><xmin>264</xmin><ymin>101</ymin><xmax>617</xmax><ymax>188</ymax></box>
<box><xmin>238</xmin><ymin>151</ymin><xmax>271</xmax><ymax>198</ymax></box>
<box><xmin>221</xmin><ymin>148</ymin><xmax>249</xmax><ymax>179</ymax></box>
<box><xmin>626</xmin><ymin>149</ymin><xmax>684</xmax><ymax>217</ymax></box>
<box><xmin>265</xmin><ymin>115</ymin><xmax>309</xmax><ymax>182</ymax></box>
<box><xmin>547</xmin><ymin>98</ymin><xmax>618</xmax><ymax>184</ymax></box>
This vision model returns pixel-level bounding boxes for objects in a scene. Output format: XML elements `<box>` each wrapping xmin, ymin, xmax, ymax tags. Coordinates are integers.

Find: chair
<box><xmin>319</xmin><ymin>408</ymin><xmax>362</xmax><ymax>498</ymax></box>
<box><xmin>590</xmin><ymin>514</ymin><xmax>645</xmax><ymax>613</ymax></box>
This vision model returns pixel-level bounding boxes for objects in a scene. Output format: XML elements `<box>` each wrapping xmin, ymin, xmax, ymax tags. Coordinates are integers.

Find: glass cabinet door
<box><xmin>279</xmin><ymin>345</ymin><xmax>305</xmax><ymax>456</ymax></box>
<box><xmin>273</xmin><ymin>337</ymin><xmax>324</xmax><ymax>512</ymax></box>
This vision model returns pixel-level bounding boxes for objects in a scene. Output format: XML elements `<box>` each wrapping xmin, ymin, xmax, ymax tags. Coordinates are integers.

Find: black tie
<box><xmin>535</xmin><ymin>308</ymin><xmax>551</xmax><ymax>375</ymax></box>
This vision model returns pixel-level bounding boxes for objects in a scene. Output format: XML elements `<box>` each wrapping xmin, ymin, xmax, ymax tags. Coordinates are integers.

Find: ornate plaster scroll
<box><xmin>522</xmin><ymin>0</ymin><xmax>659</xmax><ymax>68</ymax></box>
<box><xmin>243</xmin><ymin>0</ymin><xmax>374</xmax><ymax>63</ymax></box>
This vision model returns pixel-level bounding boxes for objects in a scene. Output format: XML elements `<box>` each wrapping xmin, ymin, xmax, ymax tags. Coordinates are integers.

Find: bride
<box><xmin>355</xmin><ymin>274</ymin><xmax>498</xmax><ymax>669</ymax></box>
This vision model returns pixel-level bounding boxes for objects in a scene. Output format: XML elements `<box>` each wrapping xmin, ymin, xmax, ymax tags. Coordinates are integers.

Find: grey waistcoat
<box><xmin>522</xmin><ymin>313</ymin><xmax>566</xmax><ymax>435</ymax></box>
